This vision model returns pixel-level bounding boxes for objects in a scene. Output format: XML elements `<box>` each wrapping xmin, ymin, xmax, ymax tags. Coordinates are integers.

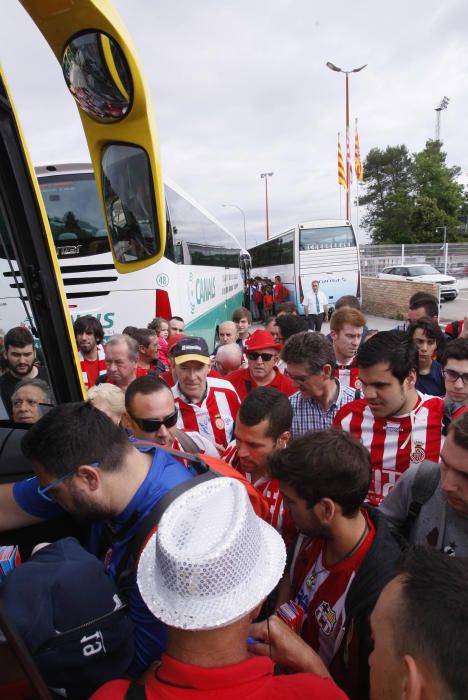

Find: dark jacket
<box><xmin>329</xmin><ymin>506</ymin><xmax>402</xmax><ymax>700</ymax></box>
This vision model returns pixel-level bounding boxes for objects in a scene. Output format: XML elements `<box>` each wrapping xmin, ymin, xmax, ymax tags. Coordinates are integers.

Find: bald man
<box><xmin>213</xmin><ymin>343</ymin><xmax>243</xmax><ymax>376</ymax></box>
<box><xmin>218</xmin><ymin>321</ymin><xmax>239</xmax><ymax>345</ymax></box>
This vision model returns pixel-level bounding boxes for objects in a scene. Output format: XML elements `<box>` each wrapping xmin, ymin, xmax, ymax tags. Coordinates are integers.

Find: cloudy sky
<box><xmin>1</xmin><ymin>0</ymin><xmax>467</xmax><ymax>247</ymax></box>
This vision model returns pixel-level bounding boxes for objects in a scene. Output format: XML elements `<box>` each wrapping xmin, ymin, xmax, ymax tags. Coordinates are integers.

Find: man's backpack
<box><xmin>401</xmin><ymin>460</ymin><xmax>440</xmax><ymax>541</ymax></box>
<box><xmin>100</xmin><ymin>441</ymin><xmax>269</xmax><ymax>602</ymax></box>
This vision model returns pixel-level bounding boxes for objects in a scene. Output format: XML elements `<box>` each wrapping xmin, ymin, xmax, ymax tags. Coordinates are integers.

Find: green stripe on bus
<box><xmin>184</xmin><ymin>291</ymin><xmax>244</xmax><ymax>346</ymax></box>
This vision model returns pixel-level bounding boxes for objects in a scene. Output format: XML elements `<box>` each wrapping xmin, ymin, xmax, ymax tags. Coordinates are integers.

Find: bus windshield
<box><xmin>39</xmin><ymin>174</ymin><xmax>110</xmax><ymax>259</ymax></box>
<box><xmin>299</xmin><ymin>225</ymin><xmax>356</xmax><ymax>250</ymax></box>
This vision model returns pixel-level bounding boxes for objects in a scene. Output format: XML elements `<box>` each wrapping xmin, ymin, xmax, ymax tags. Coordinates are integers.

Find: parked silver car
<box><xmin>378</xmin><ymin>264</ymin><xmax>458</xmax><ymax>300</ymax></box>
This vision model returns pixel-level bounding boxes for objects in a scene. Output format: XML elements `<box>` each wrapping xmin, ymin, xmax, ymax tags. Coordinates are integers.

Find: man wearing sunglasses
<box><xmin>441</xmin><ymin>338</ymin><xmax>468</xmax><ymax>407</ymax></box>
<box><xmin>226</xmin><ymin>330</ymin><xmax>295</xmax><ymax>401</ymax></box>
<box><xmin>125</xmin><ymin>375</ymin><xmax>220</xmax><ymax>456</ymax></box>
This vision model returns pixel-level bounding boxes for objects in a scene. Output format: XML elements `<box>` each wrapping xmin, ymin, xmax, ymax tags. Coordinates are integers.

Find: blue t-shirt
<box><xmin>13</xmin><ymin>445</ymin><xmax>193</xmax><ymax>676</ymax></box>
<box><xmin>416</xmin><ymin>360</ymin><xmax>445</xmax><ymax>397</ymax></box>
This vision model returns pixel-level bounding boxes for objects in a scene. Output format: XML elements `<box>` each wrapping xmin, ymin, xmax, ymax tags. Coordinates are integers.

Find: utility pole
<box><xmin>260</xmin><ymin>172</ymin><xmax>274</xmax><ymax>240</ymax></box>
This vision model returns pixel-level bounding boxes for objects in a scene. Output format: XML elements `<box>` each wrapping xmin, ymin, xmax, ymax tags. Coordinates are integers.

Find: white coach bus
<box><xmin>249</xmin><ymin>219</ymin><xmax>361</xmax><ymax>312</ymax></box>
<box><xmin>0</xmin><ymin>163</ymin><xmax>247</xmax><ymax>345</ymax></box>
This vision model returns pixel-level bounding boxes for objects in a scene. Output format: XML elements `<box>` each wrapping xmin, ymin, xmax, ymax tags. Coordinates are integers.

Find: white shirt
<box><xmin>303</xmin><ymin>289</ymin><xmax>328</xmax><ymax>314</ymax></box>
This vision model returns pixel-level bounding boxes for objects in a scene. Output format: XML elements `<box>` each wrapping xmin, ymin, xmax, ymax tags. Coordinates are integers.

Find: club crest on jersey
<box><xmin>315</xmin><ymin>600</ymin><xmax>337</xmax><ymax>636</ymax></box>
<box><xmin>354</xmin><ymin>379</ymin><xmax>362</xmax><ymax>389</ymax></box>
<box><xmin>410</xmin><ymin>441</ymin><xmax>426</xmax><ymax>463</ymax></box>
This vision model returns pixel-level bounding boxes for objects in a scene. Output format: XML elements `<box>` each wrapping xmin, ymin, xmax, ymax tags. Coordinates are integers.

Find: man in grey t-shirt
<box><xmin>380</xmin><ymin>412</ymin><xmax>468</xmax><ymax>557</ymax></box>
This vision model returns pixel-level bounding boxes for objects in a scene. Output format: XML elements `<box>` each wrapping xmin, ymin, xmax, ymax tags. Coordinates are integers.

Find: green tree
<box><xmin>361</xmin><ymin>139</ymin><xmax>466</xmax><ymax>243</ymax></box>
<box><xmin>359</xmin><ymin>145</ymin><xmax>413</xmax><ymax>243</ymax></box>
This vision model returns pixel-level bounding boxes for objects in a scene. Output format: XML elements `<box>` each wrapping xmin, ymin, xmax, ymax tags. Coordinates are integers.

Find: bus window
<box><xmin>39</xmin><ymin>173</ymin><xmax>110</xmax><ymax>259</ymax></box>
<box><xmin>299</xmin><ymin>226</ymin><xmax>355</xmax><ymax>251</ymax></box>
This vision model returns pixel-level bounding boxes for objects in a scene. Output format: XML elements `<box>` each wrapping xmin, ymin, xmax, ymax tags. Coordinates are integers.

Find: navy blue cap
<box><xmin>0</xmin><ymin>537</ymin><xmax>134</xmax><ymax>698</ymax></box>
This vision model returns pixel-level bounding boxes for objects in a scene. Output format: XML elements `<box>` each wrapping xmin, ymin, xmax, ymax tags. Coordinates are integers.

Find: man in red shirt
<box><xmin>73</xmin><ymin>315</ymin><xmax>106</xmax><ymax>388</ymax></box>
<box><xmin>273</xmin><ymin>275</ymin><xmax>289</xmax><ymax>309</ymax></box>
<box><xmin>91</xmin><ymin>478</ymin><xmax>347</xmax><ymax>700</ymax></box>
<box><xmin>97</xmin><ymin>334</ymin><xmax>139</xmax><ymax>392</ymax></box>
<box><xmin>222</xmin><ymin>387</ymin><xmax>295</xmax><ymax>543</ymax></box>
<box><xmin>329</xmin><ymin>307</ymin><xmax>366</xmax><ymax>390</ymax></box>
<box><xmin>226</xmin><ymin>330</ymin><xmax>295</xmax><ymax>400</ymax></box>
<box><xmin>333</xmin><ymin>331</ymin><xmax>466</xmax><ymax>505</ymax></box>
<box><xmin>134</xmin><ymin>328</ymin><xmax>165</xmax><ymax>374</ymax></box>
<box><xmin>269</xmin><ymin>429</ymin><xmax>401</xmax><ymax>700</ymax></box>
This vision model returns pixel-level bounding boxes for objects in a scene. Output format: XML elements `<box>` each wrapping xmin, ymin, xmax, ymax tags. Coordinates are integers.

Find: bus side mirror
<box><xmin>102</xmin><ymin>144</ymin><xmax>163</xmax><ymax>264</ymax></box>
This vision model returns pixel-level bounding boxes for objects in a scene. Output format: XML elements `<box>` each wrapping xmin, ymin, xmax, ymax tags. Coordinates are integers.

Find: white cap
<box><xmin>137</xmin><ymin>477</ymin><xmax>286</xmax><ymax>630</ymax></box>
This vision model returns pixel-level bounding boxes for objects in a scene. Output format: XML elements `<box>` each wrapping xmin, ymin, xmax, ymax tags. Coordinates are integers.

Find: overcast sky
<box><xmin>1</xmin><ymin>0</ymin><xmax>467</xmax><ymax>247</ymax></box>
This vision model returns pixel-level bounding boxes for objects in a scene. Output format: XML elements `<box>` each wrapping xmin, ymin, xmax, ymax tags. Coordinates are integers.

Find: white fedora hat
<box><xmin>137</xmin><ymin>477</ymin><xmax>286</xmax><ymax>630</ymax></box>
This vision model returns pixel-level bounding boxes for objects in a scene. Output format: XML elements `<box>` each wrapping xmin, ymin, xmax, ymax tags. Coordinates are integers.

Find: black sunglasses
<box><xmin>247</xmin><ymin>351</ymin><xmax>275</xmax><ymax>362</ymax></box>
<box><xmin>129</xmin><ymin>409</ymin><xmax>178</xmax><ymax>432</ymax></box>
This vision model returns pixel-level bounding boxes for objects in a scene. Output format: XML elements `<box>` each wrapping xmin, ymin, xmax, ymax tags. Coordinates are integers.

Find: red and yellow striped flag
<box><xmin>338</xmin><ymin>135</ymin><xmax>347</xmax><ymax>190</ymax></box>
<box><xmin>354</xmin><ymin>121</ymin><xmax>363</xmax><ymax>182</ymax></box>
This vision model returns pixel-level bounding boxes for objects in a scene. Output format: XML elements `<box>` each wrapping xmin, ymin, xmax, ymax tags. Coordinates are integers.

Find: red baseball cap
<box><xmin>244</xmin><ymin>330</ymin><xmax>281</xmax><ymax>353</ymax></box>
<box><xmin>167</xmin><ymin>333</ymin><xmax>187</xmax><ymax>354</ymax></box>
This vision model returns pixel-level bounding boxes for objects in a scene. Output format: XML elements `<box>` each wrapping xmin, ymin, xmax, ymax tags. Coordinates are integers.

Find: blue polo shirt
<box><xmin>13</xmin><ymin>445</ymin><xmax>193</xmax><ymax>676</ymax></box>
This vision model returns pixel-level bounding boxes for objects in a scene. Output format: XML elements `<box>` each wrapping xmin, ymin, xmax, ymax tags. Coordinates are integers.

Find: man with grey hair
<box><xmin>213</xmin><ymin>342</ymin><xmax>243</xmax><ymax>376</ymax></box>
<box><xmin>97</xmin><ymin>334</ymin><xmax>140</xmax><ymax>392</ymax></box>
<box><xmin>282</xmin><ymin>331</ymin><xmax>356</xmax><ymax>438</ymax></box>
<box><xmin>11</xmin><ymin>378</ymin><xmax>53</xmax><ymax>424</ymax></box>
<box><xmin>217</xmin><ymin>320</ymin><xmax>239</xmax><ymax>346</ymax></box>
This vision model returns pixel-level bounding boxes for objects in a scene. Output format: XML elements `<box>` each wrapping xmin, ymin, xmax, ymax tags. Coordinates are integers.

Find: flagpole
<box><xmin>338</xmin><ymin>131</ymin><xmax>342</xmax><ymax>218</ymax></box>
<box><xmin>355</xmin><ymin>118</ymin><xmax>359</xmax><ymax>238</ymax></box>
<box><xmin>345</xmin><ymin>73</ymin><xmax>350</xmax><ymax>223</ymax></box>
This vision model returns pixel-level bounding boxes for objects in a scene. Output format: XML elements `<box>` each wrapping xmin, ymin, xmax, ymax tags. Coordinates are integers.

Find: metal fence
<box><xmin>360</xmin><ymin>242</ymin><xmax>468</xmax><ymax>278</ymax></box>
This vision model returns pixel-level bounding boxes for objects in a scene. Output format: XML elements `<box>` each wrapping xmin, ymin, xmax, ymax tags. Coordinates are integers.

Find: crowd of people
<box><xmin>0</xmin><ymin>287</ymin><xmax>468</xmax><ymax>699</ymax></box>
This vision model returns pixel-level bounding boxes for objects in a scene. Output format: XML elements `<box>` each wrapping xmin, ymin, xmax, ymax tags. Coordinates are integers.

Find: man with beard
<box><xmin>74</xmin><ymin>315</ymin><xmax>106</xmax><ymax>389</ymax></box>
<box><xmin>222</xmin><ymin>387</ymin><xmax>294</xmax><ymax>542</ymax></box>
<box><xmin>0</xmin><ymin>401</ymin><xmax>193</xmax><ymax>678</ymax></box>
<box><xmin>333</xmin><ymin>332</ymin><xmax>466</xmax><ymax>506</ymax></box>
<box><xmin>269</xmin><ymin>429</ymin><xmax>401</xmax><ymax>700</ymax></box>
<box><xmin>0</xmin><ymin>326</ymin><xmax>49</xmax><ymax>417</ymax></box>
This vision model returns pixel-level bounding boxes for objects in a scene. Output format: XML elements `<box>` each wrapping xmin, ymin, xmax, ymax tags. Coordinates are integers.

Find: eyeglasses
<box><xmin>443</xmin><ymin>369</ymin><xmax>468</xmax><ymax>386</ymax></box>
<box><xmin>129</xmin><ymin>409</ymin><xmax>178</xmax><ymax>433</ymax></box>
<box><xmin>37</xmin><ymin>462</ymin><xmax>100</xmax><ymax>502</ymax></box>
<box><xmin>284</xmin><ymin>368</ymin><xmax>319</xmax><ymax>385</ymax></box>
<box><xmin>246</xmin><ymin>352</ymin><xmax>276</xmax><ymax>362</ymax></box>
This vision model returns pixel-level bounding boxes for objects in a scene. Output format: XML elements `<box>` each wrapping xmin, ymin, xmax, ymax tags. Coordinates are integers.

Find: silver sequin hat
<box><xmin>137</xmin><ymin>477</ymin><xmax>286</xmax><ymax>630</ymax></box>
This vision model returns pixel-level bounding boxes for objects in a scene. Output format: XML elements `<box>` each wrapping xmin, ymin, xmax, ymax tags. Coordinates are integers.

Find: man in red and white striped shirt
<box><xmin>222</xmin><ymin>387</ymin><xmax>295</xmax><ymax>543</ymax></box>
<box><xmin>269</xmin><ymin>430</ymin><xmax>401</xmax><ymax>700</ymax></box>
<box><xmin>74</xmin><ymin>315</ymin><xmax>106</xmax><ymax>388</ymax></box>
<box><xmin>333</xmin><ymin>331</ymin><xmax>466</xmax><ymax>506</ymax></box>
<box><xmin>171</xmin><ymin>337</ymin><xmax>240</xmax><ymax>450</ymax></box>
<box><xmin>329</xmin><ymin>307</ymin><xmax>366</xmax><ymax>390</ymax></box>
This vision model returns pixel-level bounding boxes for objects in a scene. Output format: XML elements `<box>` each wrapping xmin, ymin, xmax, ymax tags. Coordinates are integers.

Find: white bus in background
<box><xmin>249</xmin><ymin>219</ymin><xmax>361</xmax><ymax>313</ymax></box>
<box><xmin>0</xmin><ymin>163</ymin><xmax>248</xmax><ymax>345</ymax></box>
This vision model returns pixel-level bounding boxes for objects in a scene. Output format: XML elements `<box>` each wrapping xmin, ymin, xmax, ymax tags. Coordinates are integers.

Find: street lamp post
<box><xmin>221</xmin><ymin>203</ymin><xmax>247</xmax><ymax>249</ymax></box>
<box><xmin>434</xmin><ymin>97</ymin><xmax>450</xmax><ymax>141</ymax></box>
<box><xmin>326</xmin><ymin>61</ymin><xmax>367</xmax><ymax>223</ymax></box>
<box><xmin>260</xmin><ymin>172</ymin><xmax>274</xmax><ymax>240</ymax></box>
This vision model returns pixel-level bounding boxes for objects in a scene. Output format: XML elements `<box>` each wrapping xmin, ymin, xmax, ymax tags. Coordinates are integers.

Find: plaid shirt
<box><xmin>289</xmin><ymin>381</ymin><xmax>357</xmax><ymax>439</ymax></box>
